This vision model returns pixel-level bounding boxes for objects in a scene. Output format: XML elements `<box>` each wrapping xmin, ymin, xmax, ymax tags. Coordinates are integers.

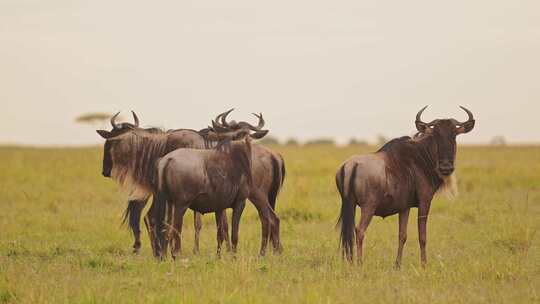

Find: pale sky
<box><xmin>1</xmin><ymin>0</ymin><xmax>539</xmax><ymax>145</ymax></box>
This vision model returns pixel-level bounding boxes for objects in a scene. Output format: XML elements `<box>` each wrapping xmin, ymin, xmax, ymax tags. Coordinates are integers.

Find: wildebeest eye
<box><xmin>429</xmin><ymin>125</ymin><xmax>435</xmax><ymax>129</ymax></box>
<box><xmin>455</xmin><ymin>125</ymin><xmax>461</xmax><ymax>129</ymax></box>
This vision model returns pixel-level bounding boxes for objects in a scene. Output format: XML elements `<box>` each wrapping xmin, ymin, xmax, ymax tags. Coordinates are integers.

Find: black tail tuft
<box><xmin>152</xmin><ymin>159</ymin><xmax>171</xmax><ymax>259</ymax></box>
<box><xmin>152</xmin><ymin>190</ymin><xmax>168</xmax><ymax>259</ymax></box>
<box><xmin>268</xmin><ymin>155</ymin><xmax>284</xmax><ymax>210</ymax></box>
<box><xmin>122</xmin><ymin>199</ymin><xmax>146</xmax><ymax>234</ymax></box>
<box><xmin>280</xmin><ymin>155</ymin><xmax>286</xmax><ymax>185</ymax></box>
<box><xmin>336</xmin><ymin>164</ymin><xmax>356</xmax><ymax>262</ymax></box>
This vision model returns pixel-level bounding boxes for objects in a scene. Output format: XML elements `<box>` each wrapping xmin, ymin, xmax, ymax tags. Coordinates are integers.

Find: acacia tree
<box><xmin>75</xmin><ymin>112</ymin><xmax>123</xmax><ymax>129</ymax></box>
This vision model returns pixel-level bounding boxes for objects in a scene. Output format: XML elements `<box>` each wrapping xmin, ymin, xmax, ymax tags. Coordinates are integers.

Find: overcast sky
<box><xmin>1</xmin><ymin>0</ymin><xmax>539</xmax><ymax>145</ymax></box>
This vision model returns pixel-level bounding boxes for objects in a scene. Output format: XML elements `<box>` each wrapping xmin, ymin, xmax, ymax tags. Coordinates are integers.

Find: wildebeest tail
<box><xmin>152</xmin><ymin>158</ymin><xmax>171</xmax><ymax>259</ymax></box>
<box><xmin>336</xmin><ymin>164</ymin><xmax>356</xmax><ymax>262</ymax></box>
<box><xmin>122</xmin><ymin>199</ymin><xmax>146</xmax><ymax>235</ymax></box>
<box><xmin>268</xmin><ymin>154</ymin><xmax>285</xmax><ymax>210</ymax></box>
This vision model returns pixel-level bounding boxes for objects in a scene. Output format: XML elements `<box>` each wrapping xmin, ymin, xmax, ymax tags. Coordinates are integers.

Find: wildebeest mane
<box><xmin>379</xmin><ymin>135</ymin><xmax>443</xmax><ymax>192</ymax></box>
<box><xmin>201</xmin><ymin>138</ymin><xmax>253</xmax><ymax>208</ymax></box>
<box><xmin>109</xmin><ymin>128</ymin><xmax>168</xmax><ymax>198</ymax></box>
<box><xmin>196</xmin><ymin>127</ymin><xmax>221</xmax><ymax>149</ymax></box>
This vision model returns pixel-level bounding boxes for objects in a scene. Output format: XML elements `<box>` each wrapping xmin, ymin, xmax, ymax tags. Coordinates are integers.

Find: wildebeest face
<box><xmin>96</xmin><ymin>111</ymin><xmax>140</xmax><ymax>178</ymax></box>
<box><xmin>96</xmin><ymin>136</ymin><xmax>133</xmax><ymax>177</ymax></box>
<box><xmin>415</xmin><ymin>106</ymin><xmax>475</xmax><ymax>177</ymax></box>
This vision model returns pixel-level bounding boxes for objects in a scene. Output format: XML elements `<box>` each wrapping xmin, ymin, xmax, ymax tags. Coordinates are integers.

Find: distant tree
<box><xmin>305</xmin><ymin>138</ymin><xmax>335</xmax><ymax>146</ymax></box>
<box><xmin>348</xmin><ymin>138</ymin><xmax>368</xmax><ymax>146</ymax></box>
<box><xmin>75</xmin><ymin>112</ymin><xmax>121</xmax><ymax>128</ymax></box>
<box><xmin>285</xmin><ymin>138</ymin><xmax>299</xmax><ymax>146</ymax></box>
<box><xmin>490</xmin><ymin>136</ymin><xmax>507</xmax><ymax>146</ymax></box>
<box><xmin>259</xmin><ymin>136</ymin><xmax>280</xmax><ymax>145</ymax></box>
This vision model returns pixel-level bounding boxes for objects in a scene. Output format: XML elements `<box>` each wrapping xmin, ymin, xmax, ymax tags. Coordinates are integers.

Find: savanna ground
<box><xmin>0</xmin><ymin>144</ymin><xmax>539</xmax><ymax>303</ymax></box>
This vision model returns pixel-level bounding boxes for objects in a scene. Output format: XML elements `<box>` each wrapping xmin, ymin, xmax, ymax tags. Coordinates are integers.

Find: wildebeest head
<box><xmin>96</xmin><ymin>111</ymin><xmax>141</xmax><ymax>177</ymax></box>
<box><xmin>415</xmin><ymin>106</ymin><xmax>475</xmax><ymax>177</ymax></box>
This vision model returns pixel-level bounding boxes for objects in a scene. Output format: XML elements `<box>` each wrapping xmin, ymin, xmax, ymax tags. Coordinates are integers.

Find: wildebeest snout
<box><xmin>102</xmin><ymin>169</ymin><xmax>111</xmax><ymax>177</ymax></box>
<box><xmin>439</xmin><ymin>161</ymin><xmax>454</xmax><ymax>176</ymax></box>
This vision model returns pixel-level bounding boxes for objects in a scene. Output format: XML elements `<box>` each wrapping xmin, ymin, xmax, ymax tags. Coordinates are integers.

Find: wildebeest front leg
<box><xmin>418</xmin><ymin>203</ymin><xmax>431</xmax><ymax>267</ymax></box>
<box><xmin>250</xmin><ymin>193</ymin><xmax>277</xmax><ymax>256</ymax></box>
<box><xmin>395</xmin><ymin>208</ymin><xmax>410</xmax><ymax>269</ymax></box>
<box><xmin>193</xmin><ymin>211</ymin><xmax>202</xmax><ymax>254</ymax></box>
<box><xmin>231</xmin><ymin>200</ymin><xmax>246</xmax><ymax>253</ymax></box>
<box><xmin>356</xmin><ymin>207</ymin><xmax>374</xmax><ymax>265</ymax></box>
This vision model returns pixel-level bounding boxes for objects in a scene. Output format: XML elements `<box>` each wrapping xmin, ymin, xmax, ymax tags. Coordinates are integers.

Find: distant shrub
<box><xmin>279</xmin><ymin>209</ymin><xmax>322</xmax><ymax>222</ymax></box>
<box><xmin>75</xmin><ymin>112</ymin><xmax>117</xmax><ymax>124</ymax></box>
<box><xmin>305</xmin><ymin>138</ymin><xmax>335</xmax><ymax>146</ymax></box>
<box><xmin>490</xmin><ymin>136</ymin><xmax>507</xmax><ymax>146</ymax></box>
<box><xmin>259</xmin><ymin>136</ymin><xmax>280</xmax><ymax>145</ymax></box>
<box><xmin>348</xmin><ymin>138</ymin><xmax>368</xmax><ymax>146</ymax></box>
<box><xmin>285</xmin><ymin>138</ymin><xmax>299</xmax><ymax>146</ymax></box>
<box><xmin>75</xmin><ymin>112</ymin><xmax>121</xmax><ymax>129</ymax></box>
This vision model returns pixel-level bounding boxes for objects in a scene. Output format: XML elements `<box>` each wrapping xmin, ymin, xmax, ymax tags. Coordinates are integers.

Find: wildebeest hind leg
<box><xmin>249</xmin><ymin>193</ymin><xmax>273</xmax><ymax>256</ymax></box>
<box><xmin>170</xmin><ymin>204</ymin><xmax>188</xmax><ymax>260</ymax></box>
<box><xmin>268</xmin><ymin>207</ymin><xmax>282</xmax><ymax>254</ymax></box>
<box><xmin>356</xmin><ymin>207</ymin><xmax>374</xmax><ymax>265</ymax></box>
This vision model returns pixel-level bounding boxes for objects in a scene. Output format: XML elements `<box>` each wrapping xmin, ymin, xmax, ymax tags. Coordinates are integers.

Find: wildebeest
<box><xmin>96</xmin><ymin>111</ymin><xmax>284</xmax><ymax>256</ymax></box>
<box><xmin>336</xmin><ymin>106</ymin><xmax>475</xmax><ymax>267</ymax></box>
<box><xmin>151</xmin><ymin>125</ymin><xmax>265</xmax><ymax>259</ymax></box>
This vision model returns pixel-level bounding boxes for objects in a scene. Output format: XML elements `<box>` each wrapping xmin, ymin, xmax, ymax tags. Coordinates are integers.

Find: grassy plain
<box><xmin>0</xmin><ymin>144</ymin><xmax>539</xmax><ymax>303</ymax></box>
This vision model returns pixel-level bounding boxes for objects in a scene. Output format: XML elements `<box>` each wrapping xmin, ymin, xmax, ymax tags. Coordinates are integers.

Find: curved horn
<box><xmin>131</xmin><ymin>111</ymin><xmax>139</xmax><ymax>127</ymax></box>
<box><xmin>211</xmin><ymin>120</ymin><xmax>230</xmax><ymax>133</ymax></box>
<box><xmin>252</xmin><ymin>112</ymin><xmax>265</xmax><ymax>129</ymax></box>
<box><xmin>220</xmin><ymin>108</ymin><xmax>235</xmax><ymax>128</ymax></box>
<box><xmin>459</xmin><ymin>106</ymin><xmax>474</xmax><ymax>123</ymax></box>
<box><xmin>214</xmin><ymin>112</ymin><xmax>225</xmax><ymax>128</ymax></box>
<box><xmin>236</xmin><ymin>121</ymin><xmax>260</xmax><ymax>131</ymax></box>
<box><xmin>415</xmin><ymin>105</ymin><xmax>428</xmax><ymax>124</ymax></box>
<box><xmin>233</xmin><ymin>112</ymin><xmax>265</xmax><ymax>131</ymax></box>
<box><xmin>110</xmin><ymin>111</ymin><xmax>120</xmax><ymax>129</ymax></box>
<box><xmin>456</xmin><ymin>105</ymin><xmax>475</xmax><ymax>134</ymax></box>
<box><xmin>414</xmin><ymin>105</ymin><xmax>429</xmax><ymax>132</ymax></box>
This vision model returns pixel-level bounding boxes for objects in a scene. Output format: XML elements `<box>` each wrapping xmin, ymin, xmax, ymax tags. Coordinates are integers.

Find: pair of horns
<box><xmin>212</xmin><ymin>108</ymin><xmax>265</xmax><ymax>131</ymax></box>
<box><xmin>110</xmin><ymin>111</ymin><xmax>139</xmax><ymax>129</ymax></box>
<box><xmin>416</xmin><ymin>106</ymin><xmax>474</xmax><ymax>126</ymax></box>
<box><xmin>209</xmin><ymin>109</ymin><xmax>269</xmax><ymax>140</ymax></box>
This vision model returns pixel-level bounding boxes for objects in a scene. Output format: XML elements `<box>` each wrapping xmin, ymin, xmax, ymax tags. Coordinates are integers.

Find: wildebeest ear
<box><xmin>456</xmin><ymin>120</ymin><xmax>475</xmax><ymax>134</ymax></box>
<box><xmin>250</xmin><ymin>130</ymin><xmax>269</xmax><ymax>139</ymax></box>
<box><xmin>96</xmin><ymin>130</ymin><xmax>112</xmax><ymax>139</ymax></box>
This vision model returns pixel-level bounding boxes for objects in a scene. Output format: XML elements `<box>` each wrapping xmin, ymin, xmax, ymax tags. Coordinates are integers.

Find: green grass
<box><xmin>0</xmin><ymin>145</ymin><xmax>539</xmax><ymax>303</ymax></box>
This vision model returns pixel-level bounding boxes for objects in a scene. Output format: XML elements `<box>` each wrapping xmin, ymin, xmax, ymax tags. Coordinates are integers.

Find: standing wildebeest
<box><xmin>337</xmin><ymin>106</ymin><xmax>475</xmax><ymax>267</ymax></box>
<box><xmin>96</xmin><ymin>111</ymin><xmax>284</xmax><ymax>255</ymax></box>
<box><xmin>151</xmin><ymin>125</ymin><xmax>266</xmax><ymax>259</ymax></box>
